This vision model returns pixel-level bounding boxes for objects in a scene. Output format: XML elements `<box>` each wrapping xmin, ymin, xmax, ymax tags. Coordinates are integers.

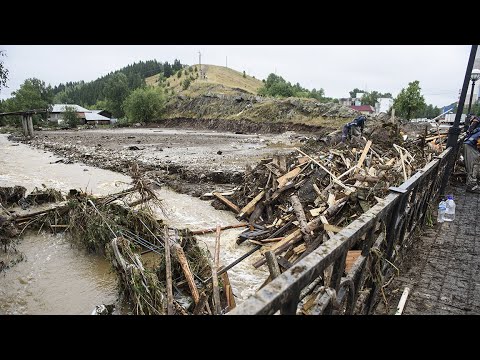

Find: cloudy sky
<box><xmin>0</xmin><ymin>45</ymin><xmax>474</xmax><ymax>107</ymax></box>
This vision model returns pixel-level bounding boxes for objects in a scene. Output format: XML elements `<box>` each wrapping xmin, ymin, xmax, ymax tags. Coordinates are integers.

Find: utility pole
<box><xmin>440</xmin><ymin>44</ymin><xmax>478</xmax><ymax>197</ymax></box>
<box><xmin>198</xmin><ymin>51</ymin><xmax>202</xmax><ymax>78</ymax></box>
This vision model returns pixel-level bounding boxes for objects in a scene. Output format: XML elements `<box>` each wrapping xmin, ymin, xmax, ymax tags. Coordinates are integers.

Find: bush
<box><xmin>124</xmin><ymin>87</ymin><xmax>166</xmax><ymax>123</ymax></box>
<box><xmin>182</xmin><ymin>78</ymin><xmax>191</xmax><ymax>90</ymax></box>
<box><xmin>63</xmin><ymin>105</ymin><xmax>79</xmax><ymax>128</ymax></box>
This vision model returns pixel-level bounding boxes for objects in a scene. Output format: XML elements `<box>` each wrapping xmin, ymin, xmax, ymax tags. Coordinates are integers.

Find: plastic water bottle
<box><xmin>444</xmin><ymin>195</ymin><xmax>456</xmax><ymax>222</ymax></box>
<box><xmin>437</xmin><ymin>199</ymin><xmax>446</xmax><ymax>223</ymax></box>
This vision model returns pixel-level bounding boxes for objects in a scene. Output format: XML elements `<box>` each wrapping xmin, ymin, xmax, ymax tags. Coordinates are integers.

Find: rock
<box><xmin>128</xmin><ymin>146</ymin><xmax>141</xmax><ymax>151</ymax></box>
<box><xmin>217</xmin><ymin>150</ymin><xmax>223</xmax><ymax>155</ymax></box>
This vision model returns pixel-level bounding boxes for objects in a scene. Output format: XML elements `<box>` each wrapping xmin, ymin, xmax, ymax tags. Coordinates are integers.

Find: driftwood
<box><xmin>253</xmin><ymin>194</ymin><xmax>348</xmax><ymax>269</ymax></box>
<box><xmin>290</xmin><ymin>194</ymin><xmax>313</xmax><ymax>245</ymax></box>
<box><xmin>172</xmin><ymin>243</ymin><xmax>200</xmax><ymax>304</ymax></box>
<box><xmin>212</xmin><ymin>225</ymin><xmax>222</xmax><ymax>314</ymax></box>
<box><xmin>212</xmin><ymin>192</ymin><xmax>240</xmax><ymax>213</ymax></box>
<box><xmin>191</xmin><ymin>223</ymin><xmax>248</xmax><ymax>235</ymax></box>
<box><xmin>164</xmin><ymin>228</ymin><xmax>174</xmax><ymax>315</ymax></box>
<box><xmin>265</xmin><ymin>251</ymin><xmax>281</xmax><ymax>279</ymax></box>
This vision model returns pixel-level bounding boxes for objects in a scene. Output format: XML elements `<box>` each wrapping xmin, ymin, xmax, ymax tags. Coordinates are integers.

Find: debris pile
<box><xmin>0</xmin><ymin>170</ymin><xmax>234</xmax><ymax>315</ymax></box>
<box><xmin>207</xmin><ymin>128</ymin><xmax>448</xmax><ymax>313</ymax></box>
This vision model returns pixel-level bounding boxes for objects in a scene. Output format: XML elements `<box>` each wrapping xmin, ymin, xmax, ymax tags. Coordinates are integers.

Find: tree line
<box><xmin>0</xmin><ymin>59</ymin><xmax>185</xmax><ymax>125</ymax></box>
<box><xmin>258</xmin><ymin>73</ymin><xmax>333</xmax><ymax>102</ymax></box>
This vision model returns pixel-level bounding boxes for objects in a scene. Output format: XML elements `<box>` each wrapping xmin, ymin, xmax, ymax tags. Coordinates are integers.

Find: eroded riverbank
<box><xmin>12</xmin><ymin>128</ymin><xmax>305</xmax><ymax>196</ymax></box>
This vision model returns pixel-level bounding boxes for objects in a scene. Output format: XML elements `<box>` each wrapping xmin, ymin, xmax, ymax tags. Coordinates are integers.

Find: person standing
<box><xmin>464</xmin><ymin>127</ymin><xmax>480</xmax><ymax>193</ymax></box>
<box><xmin>466</xmin><ymin>114</ymin><xmax>480</xmax><ymax>136</ymax></box>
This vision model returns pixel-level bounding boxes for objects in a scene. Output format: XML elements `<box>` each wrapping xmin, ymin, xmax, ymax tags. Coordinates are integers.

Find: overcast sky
<box><xmin>0</xmin><ymin>45</ymin><xmax>474</xmax><ymax>107</ymax></box>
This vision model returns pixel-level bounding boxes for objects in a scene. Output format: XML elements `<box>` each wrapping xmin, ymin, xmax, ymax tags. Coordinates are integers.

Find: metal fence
<box><xmin>230</xmin><ymin>140</ymin><xmax>463</xmax><ymax>315</ymax></box>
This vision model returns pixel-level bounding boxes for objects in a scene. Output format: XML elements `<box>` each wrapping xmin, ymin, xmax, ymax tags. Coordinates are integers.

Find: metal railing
<box><xmin>230</xmin><ymin>139</ymin><xmax>463</xmax><ymax>315</ymax></box>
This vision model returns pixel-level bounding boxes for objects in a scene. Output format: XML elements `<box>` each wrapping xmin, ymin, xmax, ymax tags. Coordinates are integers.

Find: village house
<box><xmin>48</xmin><ymin>104</ymin><xmax>112</xmax><ymax>125</ymax></box>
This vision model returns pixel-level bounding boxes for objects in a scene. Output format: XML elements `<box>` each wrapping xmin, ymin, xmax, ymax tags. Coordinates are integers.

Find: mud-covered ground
<box><xmin>13</xmin><ymin>128</ymin><xmax>316</xmax><ymax>196</ymax></box>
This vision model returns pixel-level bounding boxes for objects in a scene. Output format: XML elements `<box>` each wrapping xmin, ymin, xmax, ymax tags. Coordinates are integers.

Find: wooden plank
<box><xmin>395</xmin><ymin>287</ymin><xmax>411</xmax><ymax>315</ymax></box>
<box><xmin>293</xmin><ymin>243</ymin><xmax>306</xmax><ymax>255</ymax></box>
<box><xmin>269</xmin><ymin>228</ymin><xmax>302</xmax><ymax>252</ymax></box>
<box><xmin>309</xmin><ymin>206</ymin><xmax>326</xmax><ymax>217</ymax></box>
<box><xmin>319</xmin><ymin>215</ymin><xmax>335</xmax><ymax>239</ymax></box>
<box><xmin>191</xmin><ymin>222</ymin><xmax>248</xmax><ymax>235</ymax></box>
<box><xmin>290</xmin><ymin>194</ymin><xmax>313</xmax><ymax>245</ymax></box>
<box><xmin>212</xmin><ymin>192</ymin><xmax>240</xmax><ymax>213</ymax></box>
<box><xmin>355</xmin><ymin>140</ymin><xmax>372</xmax><ymax>172</ymax></box>
<box><xmin>221</xmin><ymin>272</ymin><xmax>236</xmax><ymax>312</ymax></box>
<box><xmin>397</xmin><ymin>147</ymin><xmax>408</xmax><ymax>182</ymax></box>
<box><xmin>425</xmin><ymin>134</ymin><xmax>446</xmax><ymax>141</ymax></box>
<box><xmin>200</xmin><ymin>190</ymin><xmax>235</xmax><ymax>199</ymax></box>
<box><xmin>259</xmin><ymin>237</ymin><xmax>284</xmax><ymax>243</ymax></box>
<box><xmin>323</xmin><ymin>224</ymin><xmax>343</xmax><ymax>233</ymax></box>
<box><xmin>238</xmin><ymin>191</ymin><xmax>265</xmax><ymax>218</ymax></box>
<box><xmin>297</xmin><ymin>156</ymin><xmax>309</xmax><ymax>165</ymax></box>
<box><xmin>327</xmin><ymin>193</ymin><xmax>335</xmax><ymax>206</ymax></box>
<box><xmin>277</xmin><ymin>167</ymin><xmax>301</xmax><ymax>188</ymax></box>
<box><xmin>345</xmin><ymin>250</ymin><xmax>361</xmax><ymax>273</ymax></box>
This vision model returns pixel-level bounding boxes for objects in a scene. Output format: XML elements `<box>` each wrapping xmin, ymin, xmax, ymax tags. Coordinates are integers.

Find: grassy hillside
<box><xmin>146</xmin><ymin>64</ymin><xmax>263</xmax><ymax>96</ymax></box>
<box><xmin>147</xmin><ymin>63</ymin><xmax>360</xmax><ymax>129</ymax></box>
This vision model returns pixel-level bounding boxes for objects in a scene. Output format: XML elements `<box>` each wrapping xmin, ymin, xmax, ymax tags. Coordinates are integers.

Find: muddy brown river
<box><xmin>0</xmin><ymin>133</ymin><xmax>269</xmax><ymax>314</ymax></box>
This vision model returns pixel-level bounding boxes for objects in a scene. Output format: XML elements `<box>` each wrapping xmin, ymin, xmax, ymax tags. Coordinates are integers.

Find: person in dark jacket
<box><xmin>341</xmin><ymin>115</ymin><xmax>366</xmax><ymax>142</ymax></box>
<box><xmin>466</xmin><ymin>114</ymin><xmax>480</xmax><ymax>136</ymax></box>
<box><xmin>464</xmin><ymin>127</ymin><xmax>480</xmax><ymax>193</ymax></box>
